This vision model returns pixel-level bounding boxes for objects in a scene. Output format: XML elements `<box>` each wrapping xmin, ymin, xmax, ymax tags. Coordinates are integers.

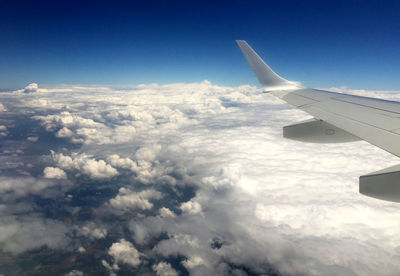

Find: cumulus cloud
<box><xmin>76</xmin><ymin>222</ymin><xmax>108</xmax><ymax>240</ymax></box>
<box><xmin>135</xmin><ymin>145</ymin><xmax>161</xmax><ymax>162</ymax></box>
<box><xmin>182</xmin><ymin>255</ymin><xmax>207</xmax><ymax>270</ymax></box>
<box><xmin>107</xmin><ymin>154</ymin><xmax>137</xmax><ymax>171</ymax></box>
<box><xmin>102</xmin><ymin>260</ymin><xmax>118</xmax><ymax>276</ymax></box>
<box><xmin>159</xmin><ymin>207</ymin><xmax>176</xmax><ymax>218</ymax></box>
<box><xmin>180</xmin><ymin>200</ymin><xmax>202</xmax><ymax>215</ymax></box>
<box><xmin>34</xmin><ymin>111</ymin><xmax>107</xmax><ymax>144</ymax></box>
<box><xmin>108</xmin><ymin>239</ymin><xmax>143</xmax><ymax>267</ymax></box>
<box><xmin>109</xmin><ymin>188</ymin><xmax>162</xmax><ymax>211</ymax></box>
<box><xmin>56</xmin><ymin>127</ymin><xmax>74</xmax><ymax>138</ymax></box>
<box><xmin>51</xmin><ymin>151</ymin><xmax>118</xmax><ymax>179</ymax></box>
<box><xmin>23</xmin><ymin>83</ymin><xmax>38</xmax><ymax>93</ymax></box>
<box><xmin>43</xmin><ymin>166</ymin><xmax>67</xmax><ymax>179</ymax></box>
<box><xmin>153</xmin><ymin>262</ymin><xmax>178</xmax><ymax>276</ymax></box>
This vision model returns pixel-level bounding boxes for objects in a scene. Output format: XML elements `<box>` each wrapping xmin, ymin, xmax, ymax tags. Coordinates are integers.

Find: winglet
<box><xmin>236</xmin><ymin>40</ymin><xmax>297</xmax><ymax>90</ymax></box>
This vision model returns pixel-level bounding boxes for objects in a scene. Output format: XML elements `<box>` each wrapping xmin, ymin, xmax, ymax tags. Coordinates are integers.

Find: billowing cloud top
<box><xmin>0</xmin><ymin>81</ymin><xmax>400</xmax><ymax>275</ymax></box>
<box><xmin>23</xmin><ymin>83</ymin><xmax>39</xmax><ymax>93</ymax></box>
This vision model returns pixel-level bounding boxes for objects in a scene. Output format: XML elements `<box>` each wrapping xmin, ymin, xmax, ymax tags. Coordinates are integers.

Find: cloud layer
<box><xmin>0</xmin><ymin>82</ymin><xmax>400</xmax><ymax>275</ymax></box>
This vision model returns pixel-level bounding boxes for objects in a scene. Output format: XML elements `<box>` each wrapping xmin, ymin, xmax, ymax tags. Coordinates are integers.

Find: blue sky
<box><xmin>1</xmin><ymin>0</ymin><xmax>400</xmax><ymax>90</ymax></box>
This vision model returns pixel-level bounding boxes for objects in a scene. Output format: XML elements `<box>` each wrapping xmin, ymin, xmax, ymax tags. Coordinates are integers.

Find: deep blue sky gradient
<box><xmin>1</xmin><ymin>0</ymin><xmax>400</xmax><ymax>90</ymax></box>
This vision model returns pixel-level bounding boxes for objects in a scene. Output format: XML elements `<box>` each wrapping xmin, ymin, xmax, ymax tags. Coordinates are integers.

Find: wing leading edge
<box><xmin>236</xmin><ymin>40</ymin><xmax>400</xmax><ymax>203</ymax></box>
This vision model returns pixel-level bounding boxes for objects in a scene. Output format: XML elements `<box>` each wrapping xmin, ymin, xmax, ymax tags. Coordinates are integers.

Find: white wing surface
<box><xmin>237</xmin><ymin>40</ymin><xmax>400</xmax><ymax>202</ymax></box>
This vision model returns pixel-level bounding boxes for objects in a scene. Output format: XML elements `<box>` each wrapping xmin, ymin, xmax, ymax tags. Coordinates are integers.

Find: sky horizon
<box><xmin>1</xmin><ymin>0</ymin><xmax>400</xmax><ymax>90</ymax></box>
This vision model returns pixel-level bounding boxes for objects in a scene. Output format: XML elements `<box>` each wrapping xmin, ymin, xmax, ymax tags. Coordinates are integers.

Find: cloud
<box><xmin>135</xmin><ymin>145</ymin><xmax>161</xmax><ymax>162</ymax></box>
<box><xmin>0</xmin><ymin>125</ymin><xmax>7</xmax><ymax>136</ymax></box>
<box><xmin>27</xmin><ymin>136</ymin><xmax>39</xmax><ymax>142</ymax></box>
<box><xmin>109</xmin><ymin>188</ymin><xmax>162</xmax><ymax>211</ymax></box>
<box><xmin>0</xmin><ymin>216</ymin><xmax>70</xmax><ymax>254</ymax></box>
<box><xmin>43</xmin><ymin>167</ymin><xmax>67</xmax><ymax>179</ymax></box>
<box><xmin>76</xmin><ymin>222</ymin><xmax>108</xmax><ymax>240</ymax></box>
<box><xmin>78</xmin><ymin>158</ymin><xmax>118</xmax><ymax>179</ymax></box>
<box><xmin>0</xmin><ymin>176</ymin><xmax>64</xmax><ymax>200</ymax></box>
<box><xmin>108</xmin><ymin>239</ymin><xmax>143</xmax><ymax>267</ymax></box>
<box><xmin>182</xmin><ymin>255</ymin><xmax>207</xmax><ymax>270</ymax></box>
<box><xmin>180</xmin><ymin>200</ymin><xmax>202</xmax><ymax>215</ymax></box>
<box><xmin>159</xmin><ymin>207</ymin><xmax>176</xmax><ymax>218</ymax></box>
<box><xmin>34</xmin><ymin>111</ymin><xmax>106</xmax><ymax>144</ymax></box>
<box><xmin>102</xmin><ymin>259</ymin><xmax>119</xmax><ymax>276</ymax></box>
<box><xmin>56</xmin><ymin>127</ymin><xmax>74</xmax><ymax>138</ymax></box>
<box><xmin>51</xmin><ymin>151</ymin><xmax>118</xmax><ymax>179</ymax></box>
<box><xmin>64</xmin><ymin>270</ymin><xmax>83</xmax><ymax>276</ymax></box>
<box><xmin>153</xmin><ymin>262</ymin><xmax>178</xmax><ymax>276</ymax></box>
<box><xmin>23</xmin><ymin>83</ymin><xmax>38</xmax><ymax>93</ymax></box>
<box><xmin>0</xmin><ymin>102</ymin><xmax>6</xmax><ymax>112</ymax></box>
<box><xmin>107</xmin><ymin>154</ymin><xmax>137</xmax><ymax>171</ymax></box>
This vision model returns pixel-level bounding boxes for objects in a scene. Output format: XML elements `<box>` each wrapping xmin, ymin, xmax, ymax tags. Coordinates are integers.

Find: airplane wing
<box><xmin>236</xmin><ymin>40</ymin><xmax>400</xmax><ymax>203</ymax></box>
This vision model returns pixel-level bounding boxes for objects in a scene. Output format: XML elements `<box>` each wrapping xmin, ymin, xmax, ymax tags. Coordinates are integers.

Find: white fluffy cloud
<box><xmin>107</xmin><ymin>154</ymin><xmax>137</xmax><ymax>171</ymax></box>
<box><xmin>51</xmin><ymin>151</ymin><xmax>118</xmax><ymax>179</ymax></box>
<box><xmin>109</xmin><ymin>188</ymin><xmax>162</xmax><ymax>211</ymax></box>
<box><xmin>153</xmin><ymin>262</ymin><xmax>178</xmax><ymax>276</ymax></box>
<box><xmin>23</xmin><ymin>83</ymin><xmax>38</xmax><ymax>93</ymax></box>
<box><xmin>43</xmin><ymin>167</ymin><xmax>67</xmax><ymax>179</ymax></box>
<box><xmin>76</xmin><ymin>222</ymin><xmax>108</xmax><ymax>240</ymax></box>
<box><xmin>159</xmin><ymin>207</ymin><xmax>176</xmax><ymax>218</ymax></box>
<box><xmin>180</xmin><ymin>200</ymin><xmax>202</xmax><ymax>215</ymax></box>
<box><xmin>108</xmin><ymin>239</ymin><xmax>142</xmax><ymax>267</ymax></box>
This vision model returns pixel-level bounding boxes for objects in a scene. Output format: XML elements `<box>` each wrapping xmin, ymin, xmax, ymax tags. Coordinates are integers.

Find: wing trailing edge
<box><xmin>360</xmin><ymin>165</ymin><xmax>400</xmax><ymax>203</ymax></box>
<box><xmin>283</xmin><ymin>119</ymin><xmax>361</xmax><ymax>143</ymax></box>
